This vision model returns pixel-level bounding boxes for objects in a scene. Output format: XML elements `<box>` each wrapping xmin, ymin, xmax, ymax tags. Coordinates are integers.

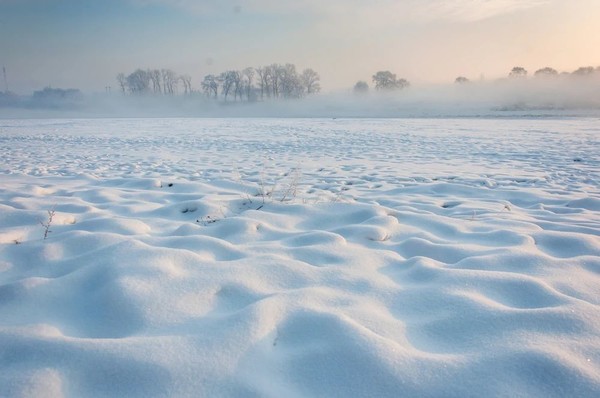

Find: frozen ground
<box><xmin>0</xmin><ymin>117</ymin><xmax>599</xmax><ymax>397</ymax></box>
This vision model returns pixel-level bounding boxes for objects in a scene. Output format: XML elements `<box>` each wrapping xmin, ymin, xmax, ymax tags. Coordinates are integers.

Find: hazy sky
<box><xmin>1</xmin><ymin>0</ymin><xmax>599</xmax><ymax>94</ymax></box>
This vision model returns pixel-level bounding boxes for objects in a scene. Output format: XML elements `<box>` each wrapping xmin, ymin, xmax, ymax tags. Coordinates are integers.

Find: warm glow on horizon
<box><xmin>0</xmin><ymin>0</ymin><xmax>599</xmax><ymax>93</ymax></box>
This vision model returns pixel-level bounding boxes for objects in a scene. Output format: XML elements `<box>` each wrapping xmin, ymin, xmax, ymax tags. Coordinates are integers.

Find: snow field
<box><xmin>0</xmin><ymin>118</ymin><xmax>599</xmax><ymax>397</ymax></box>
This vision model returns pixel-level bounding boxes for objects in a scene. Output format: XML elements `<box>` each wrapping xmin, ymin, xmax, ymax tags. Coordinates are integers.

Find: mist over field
<box><xmin>2</xmin><ymin>74</ymin><xmax>600</xmax><ymax>119</ymax></box>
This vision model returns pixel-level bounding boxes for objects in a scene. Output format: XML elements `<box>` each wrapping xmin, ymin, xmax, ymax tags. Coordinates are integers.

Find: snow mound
<box><xmin>1</xmin><ymin>118</ymin><xmax>599</xmax><ymax>397</ymax></box>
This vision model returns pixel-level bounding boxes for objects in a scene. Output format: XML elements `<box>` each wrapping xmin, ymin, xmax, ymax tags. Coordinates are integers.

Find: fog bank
<box><xmin>2</xmin><ymin>76</ymin><xmax>600</xmax><ymax>119</ymax></box>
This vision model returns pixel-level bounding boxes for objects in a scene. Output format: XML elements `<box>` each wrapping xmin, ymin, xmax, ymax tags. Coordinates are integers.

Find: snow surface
<box><xmin>0</xmin><ymin>117</ymin><xmax>599</xmax><ymax>397</ymax></box>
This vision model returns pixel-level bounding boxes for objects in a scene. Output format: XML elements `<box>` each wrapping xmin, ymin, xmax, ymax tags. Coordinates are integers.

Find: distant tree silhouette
<box><xmin>353</xmin><ymin>81</ymin><xmax>369</xmax><ymax>94</ymax></box>
<box><xmin>269</xmin><ymin>64</ymin><xmax>280</xmax><ymax>98</ymax></box>
<box><xmin>148</xmin><ymin>69</ymin><xmax>162</xmax><ymax>93</ymax></box>
<box><xmin>116</xmin><ymin>73</ymin><xmax>127</xmax><ymax>93</ymax></box>
<box><xmin>180</xmin><ymin>75</ymin><xmax>192</xmax><ymax>94</ymax></box>
<box><xmin>219</xmin><ymin>71</ymin><xmax>238</xmax><ymax>101</ymax></box>
<box><xmin>161</xmin><ymin>69</ymin><xmax>178</xmax><ymax>95</ymax></box>
<box><xmin>242</xmin><ymin>67</ymin><xmax>255</xmax><ymax>101</ymax></box>
<box><xmin>534</xmin><ymin>67</ymin><xmax>558</xmax><ymax>77</ymax></box>
<box><xmin>372</xmin><ymin>71</ymin><xmax>395</xmax><ymax>90</ymax></box>
<box><xmin>279</xmin><ymin>64</ymin><xmax>302</xmax><ymax>99</ymax></box>
<box><xmin>255</xmin><ymin>67</ymin><xmax>268</xmax><ymax>100</ymax></box>
<box><xmin>572</xmin><ymin>66</ymin><xmax>595</xmax><ymax>76</ymax></box>
<box><xmin>300</xmin><ymin>68</ymin><xmax>321</xmax><ymax>95</ymax></box>
<box><xmin>117</xmin><ymin>62</ymin><xmax>319</xmax><ymax>102</ymax></box>
<box><xmin>455</xmin><ymin>76</ymin><xmax>469</xmax><ymax>84</ymax></box>
<box><xmin>396</xmin><ymin>78</ymin><xmax>410</xmax><ymax>89</ymax></box>
<box><xmin>201</xmin><ymin>75</ymin><xmax>219</xmax><ymax>98</ymax></box>
<box><xmin>372</xmin><ymin>71</ymin><xmax>409</xmax><ymax>90</ymax></box>
<box><xmin>126</xmin><ymin>69</ymin><xmax>151</xmax><ymax>94</ymax></box>
<box><xmin>509</xmin><ymin>67</ymin><xmax>528</xmax><ymax>78</ymax></box>
<box><xmin>231</xmin><ymin>71</ymin><xmax>243</xmax><ymax>101</ymax></box>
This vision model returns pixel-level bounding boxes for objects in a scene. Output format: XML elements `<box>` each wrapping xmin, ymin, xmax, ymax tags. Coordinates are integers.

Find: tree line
<box><xmin>353</xmin><ymin>71</ymin><xmax>411</xmax><ymax>94</ymax></box>
<box><xmin>351</xmin><ymin>65</ymin><xmax>600</xmax><ymax>94</ymax></box>
<box><xmin>116</xmin><ymin>69</ymin><xmax>190</xmax><ymax>95</ymax></box>
<box><xmin>116</xmin><ymin>63</ymin><xmax>321</xmax><ymax>101</ymax></box>
<box><xmin>455</xmin><ymin>65</ymin><xmax>600</xmax><ymax>84</ymax></box>
<box><xmin>201</xmin><ymin>64</ymin><xmax>320</xmax><ymax>101</ymax></box>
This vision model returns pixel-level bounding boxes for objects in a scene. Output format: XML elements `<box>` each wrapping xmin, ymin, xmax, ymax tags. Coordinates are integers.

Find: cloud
<box><xmin>414</xmin><ymin>0</ymin><xmax>552</xmax><ymax>22</ymax></box>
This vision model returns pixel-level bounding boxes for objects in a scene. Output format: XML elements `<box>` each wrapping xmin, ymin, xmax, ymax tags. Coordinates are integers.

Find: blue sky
<box><xmin>1</xmin><ymin>0</ymin><xmax>599</xmax><ymax>93</ymax></box>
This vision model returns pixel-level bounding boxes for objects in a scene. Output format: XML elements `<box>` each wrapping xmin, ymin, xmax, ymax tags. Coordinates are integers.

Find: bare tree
<box><xmin>255</xmin><ymin>67</ymin><xmax>267</xmax><ymax>100</ymax></box>
<box><xmin>265</xmin><ymin>65</ymin><xmax>276</xmax><ymax>98</ymax></box>
<box><xmin>300</xmin><ymin>68</ymin><xmax>321</xmax><ymax>95</ymax></box>
<box><xmin>180</xmin><ymin>74</ymin><xmax>192</xmax><ymax>95</ymax></box>
<box><xmin>201</xmin><ymin>63</ymin><xmax>321</xmax><ymax>102</ymax></box>
<box><xmin>243</xmin><ymin>67</ymin><xmax>255</xmax><ymax>101</ymax></box>
<box><xmin>372</xmin><ymin>71</ymin><xmax>409</xmax><ymax>90</ymax></box>
<box><xmin>149</xmin><ymin>69</ymin><xmax>162</xmax><ymax>93</ymax></box>
<box><xmin>231</xmin><ymin>71</ymin><xmax>243</xmax><ymax>101</ymax></box>
<box><xmin>116</xmin><ymin>73</ymin><xmax>127</xmax><ymax>94</ymax></box>
<box><xmin>147</xmin><ymin>69</ymin><xmax>159</xmax><ymax>94</ymax></box>
<box><xmin>201</xmin><ymin>75</ymin><xmax>219</xmax><ymax>98</ymax></box>
<box><xmin>269</xmin><ymin>64</ymin><xmax>281</xmax><ymax>98</ymax></box>
<box><xmin>279</xmin><ymin>64</ymin><xmax>302</xmax><ymax>98</ymax></box>
<box><xmin>219</xmin><ymin>71</ymin><xmax>238</xmax><ymax>101</ymax></box>
<box><xmin>161</xmin><ymin>69</ymin><xmax>178</xmax><ymax>95</ymax></box>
